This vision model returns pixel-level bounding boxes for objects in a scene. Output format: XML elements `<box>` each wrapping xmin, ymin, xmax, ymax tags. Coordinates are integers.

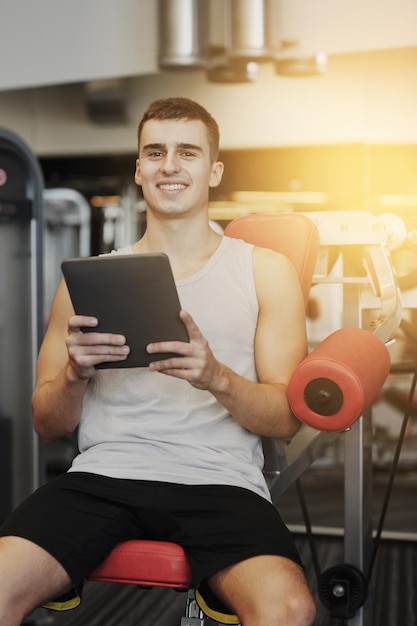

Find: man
<box><xmin>0</xmin><ymin>98</ymin><xmax>316</xmax><ymax>625</ymax></box>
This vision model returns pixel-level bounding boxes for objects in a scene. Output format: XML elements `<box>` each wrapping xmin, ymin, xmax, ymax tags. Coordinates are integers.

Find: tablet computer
<box><xmin>61</xmin><ymin>253</ymin><xmax>189</xmax><ymax>369</ymax></box>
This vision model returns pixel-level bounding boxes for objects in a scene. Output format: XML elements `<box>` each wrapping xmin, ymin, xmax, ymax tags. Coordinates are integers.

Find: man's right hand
<box><xmin>65</xmin><ymin>315</ymin><xmax>130</xmax><ymax>379</ymax></box>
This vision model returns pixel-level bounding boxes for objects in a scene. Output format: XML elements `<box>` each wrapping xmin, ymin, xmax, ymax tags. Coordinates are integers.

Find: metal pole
<box><xmin>342</xmin><ymin>280</ymin><xmax>373</xmax><ymax>625</ymax></box>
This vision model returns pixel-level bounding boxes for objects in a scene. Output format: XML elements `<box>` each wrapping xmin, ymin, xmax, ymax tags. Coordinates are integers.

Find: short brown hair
<box><xmin>137</xmin><ymin>97</ymin><xmax>220</xmax><ymax>162</ymax></box>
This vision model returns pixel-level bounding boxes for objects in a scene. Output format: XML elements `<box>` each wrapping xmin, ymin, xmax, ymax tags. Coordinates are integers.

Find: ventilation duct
<box><xmin>157</xmin><ymin>0</ymin><xmax>327</xmax><ymax>81</ymax></box>
<box><xmin>206</xmin><ymin>0</ymin><xmax>269</xmax><ymax>83</ymax></box>
<box><xmin>158</xmin><ymin>0</ymin><xmax>209</xmax><ymax>69</ymax></box>
<box><xmin>266</xmin><ymin>0</ymin><xmax>327</xmax><ymax>77</ymax></box>
<box><xmin>275</xmin><ymin>48</ymin><xmax>327</xmax><ymax>77</ymax></box>
<box><xmin>207</xmin><ymin>59</ymin><xmax>259</xmax><ymax>83</ymax></box>
<box><xmin>225</xmin><ymin>0</ymin><xmax>269</xmax><ymax>61</ymax></box>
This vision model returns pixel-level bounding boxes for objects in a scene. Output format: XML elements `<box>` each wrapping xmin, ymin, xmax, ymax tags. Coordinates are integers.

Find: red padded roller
<box><xmin>288</xmin><ymin>328</ymin><xmax>391</xmax><ymax>432</ymax></box>
<box><xmin>89</xmin><ymin>540</ymin><xmax>192</xmax><ymax>589</ymax></box>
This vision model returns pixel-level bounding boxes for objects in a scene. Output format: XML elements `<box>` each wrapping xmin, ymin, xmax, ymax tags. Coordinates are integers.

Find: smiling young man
<box><xmin>0</xmin><ymin>98</ymin><xmax>316</xmax><ymax>626</ymax></box>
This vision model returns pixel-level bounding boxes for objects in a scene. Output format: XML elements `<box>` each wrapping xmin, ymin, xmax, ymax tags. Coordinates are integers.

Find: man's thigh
<box><xmin>171</xmin><ymin>485</ymin><xmax>306</xmax><ymax>624</ymax></box>
<box><xmin>170</xmin><ymin>484</ymin><xmax>302</xmax><ymax>583</ymax></box>
<box><xmin>0</xmin><ymin>472</ymin><xmax>141</xmax><ymax>592</ymax></box>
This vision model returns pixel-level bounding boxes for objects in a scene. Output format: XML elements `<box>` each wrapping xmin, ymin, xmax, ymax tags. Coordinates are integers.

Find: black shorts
<box><xmin>0</xmin><ymin>472</ymin><xmax>302</xmax><ymax>623</ymax></box>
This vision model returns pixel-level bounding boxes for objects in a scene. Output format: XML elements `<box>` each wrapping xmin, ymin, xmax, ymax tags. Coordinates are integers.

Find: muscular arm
<box><xmin>210</xmin><ymin>246</ymin><xmax>307</xmax><ymax>438</ymax></box>
<box><xmin>148</xmin><ymin>246</ymin><xmax>307</xmax><ymax>439</ymax></box>
<box><xmin>32</xmin><ymin>279</ymin><xmax>130</xmax><ymax>442</ymax></box>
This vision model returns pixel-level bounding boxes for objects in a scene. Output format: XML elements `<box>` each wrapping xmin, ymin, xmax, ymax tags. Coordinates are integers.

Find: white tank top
<box><xmin>69</xmin><ymin>236</ymin><xmax>271</xmax><ymax>500</ymax></box>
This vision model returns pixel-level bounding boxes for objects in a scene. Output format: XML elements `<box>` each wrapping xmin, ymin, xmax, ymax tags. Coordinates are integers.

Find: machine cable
<box><xmin>366</xmin><ymin>364</ymin><xmax>417</xmax><ymax>581</ymax></box>
<box><xmin>295</xmin><ymin>478</ymin><xmax>322</xmax><ymax>583</ymax></box>
<box><xmin>296</xmin><ymin>472</ymin><xmax>367</xmax><ymax>623</ymax></box>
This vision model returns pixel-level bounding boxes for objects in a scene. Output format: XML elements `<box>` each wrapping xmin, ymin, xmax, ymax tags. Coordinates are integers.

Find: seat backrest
<box><xmin>224</xmin><ymin>213</ymin><xmax>320</xmax><ymax>306</ymax></box>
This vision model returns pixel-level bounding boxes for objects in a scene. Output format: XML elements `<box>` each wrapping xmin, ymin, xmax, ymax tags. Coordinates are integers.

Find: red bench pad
<box><xmin>89</xmin><ymin>540</ymin><xmax>192</xmax><ymax>589</ymax></box>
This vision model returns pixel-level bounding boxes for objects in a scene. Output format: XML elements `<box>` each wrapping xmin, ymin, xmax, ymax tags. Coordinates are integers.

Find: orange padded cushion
<box><xmin>288</xmin><ymin>328</ymin><xmax>391</xmax><ymax>432</ymax></box>
<box><xmin>89</xmin><ymin>540</ymin><xmax>192</xmax><ymax>589</ymax></box>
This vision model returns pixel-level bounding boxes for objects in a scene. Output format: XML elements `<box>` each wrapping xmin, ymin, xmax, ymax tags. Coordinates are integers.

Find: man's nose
<box><xmin>161</xmin><ymin>152</ymin><xmax>181</xmax><ymax>174</ymax></box>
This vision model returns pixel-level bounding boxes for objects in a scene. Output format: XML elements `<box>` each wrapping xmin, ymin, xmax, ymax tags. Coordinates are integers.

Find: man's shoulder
<box><xmin>253</xmin><ymin>245</ymin><xmax>299</xmax><ymax>293</ymax></box>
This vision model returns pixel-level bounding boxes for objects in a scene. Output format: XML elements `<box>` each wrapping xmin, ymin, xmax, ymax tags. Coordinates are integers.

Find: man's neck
<box><xmin>132</xmin><ymin>218</ymin><xmax>222</xmax><ymax>280</ymax></box>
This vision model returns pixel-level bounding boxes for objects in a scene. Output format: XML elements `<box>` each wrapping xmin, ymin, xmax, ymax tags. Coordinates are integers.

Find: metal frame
<box><xmin>267</xmin><ymin>211</ymin><xmax>402</xmax><ymax>625</ymax></box>
<box><xmin>0</xmin><ymin>127</ymin><xmax>44</xmax><ymax>508</ymax></box>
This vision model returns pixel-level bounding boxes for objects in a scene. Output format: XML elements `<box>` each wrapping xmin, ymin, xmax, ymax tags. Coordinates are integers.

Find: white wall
<box><xmin>130</xmin><ymin>48</ymin><xmax>417</xmax><ymax>149</ymax></box>
<box><xmin>0</xmin><ymin>0</ymin><xmax>158</xmax><ymax>90</ymax></box>
<box><xmin>276</xmin><ymin>0</ymin><xmax>417</xmax><ymax>55</ymax></box>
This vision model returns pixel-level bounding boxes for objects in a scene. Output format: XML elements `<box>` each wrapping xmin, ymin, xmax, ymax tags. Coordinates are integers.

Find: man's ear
<box><xmin>209</xmin><ymin>161</ymin><xmax>224</xmax><ymax>188</ymax></box>
<box><xmin>134</xmin><ymin>158</ymin><xmax>142</xmax><ymax>185</ymax></box>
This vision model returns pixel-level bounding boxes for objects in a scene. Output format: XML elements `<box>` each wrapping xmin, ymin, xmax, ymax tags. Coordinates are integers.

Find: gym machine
<box><xmin>0</xmin><ymin>128</ymin><xmax>44</xmax><ymax>522</ymax></box>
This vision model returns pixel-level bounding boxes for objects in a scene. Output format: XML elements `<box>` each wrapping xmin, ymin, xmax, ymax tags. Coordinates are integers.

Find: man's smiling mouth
<box><xmin>158</xmin><ymin>184</ymin><xmax>186</xmax><ymax>191</ymax></box>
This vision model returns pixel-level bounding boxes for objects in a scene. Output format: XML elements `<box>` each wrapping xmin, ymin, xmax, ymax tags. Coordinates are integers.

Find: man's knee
<box><xmin>209</xmin><ymin>555</ymin><xmax>316</xmax><ymax>626</ymax></box>
<box><xmin>240</xmin><ymin>585</ymin><xmax>316</xmax><ymax>626</ymax></box>
<box><xmin>280</xmin><ymin>586</ymin><xmax>317</xmax><ymax>626</ymax></box>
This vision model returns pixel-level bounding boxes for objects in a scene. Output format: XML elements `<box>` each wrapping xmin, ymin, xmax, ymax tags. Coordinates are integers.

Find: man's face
<box><xmin>135</xmin><ymin>118</ymin><xmax>223</xmax><ymax>218</ymax></box>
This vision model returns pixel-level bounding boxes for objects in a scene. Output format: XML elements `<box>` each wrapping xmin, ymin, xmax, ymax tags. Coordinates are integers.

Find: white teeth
<box><xmin>159</xmin><ymin>184</ymin><xmax>185</xmax><ymax>191</ymax></box>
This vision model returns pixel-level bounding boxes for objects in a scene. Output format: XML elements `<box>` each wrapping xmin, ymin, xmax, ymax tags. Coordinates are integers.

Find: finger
<box><xmin>146</xmin><ymin>311</ymin><xmax>202</xmax><ymax>356</ymax></box>
<box><xmin>68</xmin><ymin>315</ymin><xmax>98</xmax><ymax>332</ymax></box>
<box><xmin>68</xmin><ymin>343</ymin><xmax>130</xmax><ymax>368</ymax></box>
<box><xmin>149</xmin><ymin>365</ymin><xmax>189</xmax><ymax>379</ymax></box>
<box><xmin>149</xmin><ymin>355</ymin><xmax>189</xmax><ymax>372</ymax></box>
<box><xmin>178</xmin><ymin>309</ymin><xmax>202</xmax><ymax>340</ymax></box>
<box><xmin>146</xmin><ymin>339</ymin><xmax>190</xmax><ymax>357</ymax></box>
<box><xmin>67</xmin><ymin>317</ymin><xmax>127</xmax><ymax>348</ymax></box>
<box><xmin>71</xmin><ymin>331</ymin><xmax>127</xmax><ymax>346</ymax></box>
